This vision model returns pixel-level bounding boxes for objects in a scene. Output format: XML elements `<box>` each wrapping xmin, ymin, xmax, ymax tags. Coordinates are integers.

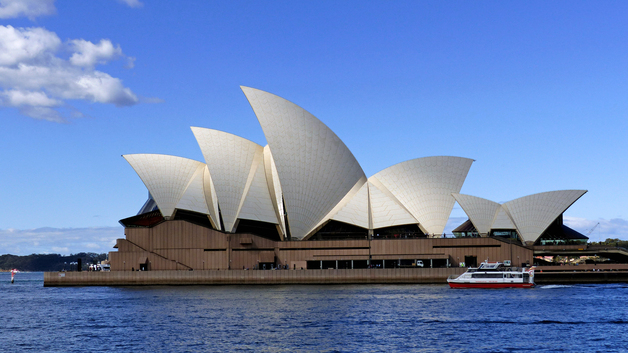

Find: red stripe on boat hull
<box><xmin>448</xmin><ymin>282</ymin><xmax>535</xmax><ymax>288</ymax></box>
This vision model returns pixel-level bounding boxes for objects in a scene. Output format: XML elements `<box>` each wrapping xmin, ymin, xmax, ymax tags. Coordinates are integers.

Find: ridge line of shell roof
<box><xmin>452</xmin><ymin>193</ymin><xmax>500</xmax><ymax>204</ymax></box>
<box><xmin>453</xmin><ymin>190</ymin><xmax>588</xmax><ymax>206</ymax></box>
<box><xmin>122</xmin><ymin>153</ymin><xmax>205</xmax><ymax>164</ymax></box>
<box><xmin>370</xmin><ymin>156</ymin><xmax>475</xmax><ymax>178</ymax></box>
<box><xmin>190</xmin><ymin>126</ymin><xmax>265</xmax><ymax>148</ymax></box>
<box><xmin>502</xmin><ymin>190</ymin><xmax>588</xmax><ymax>204</ymax></box>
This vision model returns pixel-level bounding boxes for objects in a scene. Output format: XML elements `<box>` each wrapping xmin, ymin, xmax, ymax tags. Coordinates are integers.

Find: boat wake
<box><xmin>539</xmin><ymin>284</ymin><xmax>573</xmax><ymax>289</ymax></box>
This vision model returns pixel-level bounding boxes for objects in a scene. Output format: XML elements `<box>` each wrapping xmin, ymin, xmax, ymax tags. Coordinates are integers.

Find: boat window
<box><xmin>471</xmin><ymin>273</ymin><xmax>503</xmax><ymax>279</ymax></box>
<box><xmin>478</xmin><ymin>262</ymin><xmax>499</xmax><ymax>270</ymax></box>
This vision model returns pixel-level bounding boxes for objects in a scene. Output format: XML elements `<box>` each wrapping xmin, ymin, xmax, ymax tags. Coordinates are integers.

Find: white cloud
<box><xmin>14</xmin><ymin>103</ymin><xmax>63</xmax><ymax>122</ymax></box>
<box><xmin>0</xmin><ymin>0</ymin><xmax>56</xmax><ymax>20</ymax></box>
<box><xmin>125</xmin><ymin>56</ymin><xmax>136</xmax><ymax>69</ymax></box>
<box><xmin>118</xmin><ymin>0</ymin><xmax>143</xmax><ymax>8</ymax></box>
<box><xmin>564</xmin><ymin>216</ymin><xmax>628</xmax><ymax>243</ymax></box>
<box><xmin>0</xmin><ymin>25</ymin><xmax>60</xmax><ymax>66</ymax></box>
<box><xmin>0</xmin><ymin>25</ymin><xmax>143</xmax><ymax>122</ymax></box>
<box><xmin>69</xmin><ymin>39</ymin><xmax>123</xmax><ymax>67</ymax></box>
<box><xmin>51</xmin><ymin>246</ymin><xmax>69</xmax><ymax>254</ymax></box>
<box><xmin>0</xmin><ymin>0</ymin><xmax>142</xmax><ymax>21</ymax></box>
<box><xmin>0</xmin><ymin>226</ymin><xmax>124</xmax><ymax>255</ymax></box>
<box><xmin>1</xmin><ymin>89</ymin><xmax>60</xmax><ymax>107</ymax></box>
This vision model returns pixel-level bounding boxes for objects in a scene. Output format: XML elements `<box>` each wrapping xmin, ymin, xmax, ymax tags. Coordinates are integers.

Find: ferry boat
<box><xmin>447</xmin><ymin>261</ymin><xmax>535</xmax><ymax>288</ymax></box>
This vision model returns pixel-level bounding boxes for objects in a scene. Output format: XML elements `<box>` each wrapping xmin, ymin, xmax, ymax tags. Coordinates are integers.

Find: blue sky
<box><xmin>1</xmin><ymin>0</ymin><xmax>627</xmax><ymax>255</ymax></box>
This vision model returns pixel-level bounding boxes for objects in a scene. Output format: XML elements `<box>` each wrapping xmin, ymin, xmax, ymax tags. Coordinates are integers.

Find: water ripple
<box><xmin>2</xmin><ymin>273</ymin><xmax>628</xmax><ymax>352</ymax></box>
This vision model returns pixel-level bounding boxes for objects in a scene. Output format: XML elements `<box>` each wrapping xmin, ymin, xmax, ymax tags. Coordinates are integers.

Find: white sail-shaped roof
<box><xmin>238</xmin><ymin>154</ymin><xmax>280</xmax><ymax>226</ymax></box>
<box><xmin>202</xmin><ymin>166</ymin><xmax>221</xmax><ymax>230</ymax></box>
<box><xmin>263</xmin><ymin>146</ymin><xmax>286</xmax><ymax>239</ymax></box>
<box><xmin>502</xmin><ymin>190</ymin><xmax>587</xmax><ymax>243</ymax></box>
<box><xmin>303</xmin><ymin>178</ymin><xmax>369</xmax><ymax>240</ymax></box>
<box><xmin>452</xmin><ymin>194</ymin><xmax>501</xmax><ymax>235</ymax></box>
<box><xmin>122</xmin><ymin>87</ymin><xmax>591</xmax><ymax>244</ymax></box>
<box><xmin>242</xmin><ymin>86</ymin><xmax>366</xmax><ymax>239</ymax></box>
<box><xmin>123</xmin><ymin>154</ymin><xmax>206</xmax><ymax>219</ymax></box>
<box><xmin>370</xmin><ymin>156</ymin><xmax>474</xmax><ymax>235</ymax></box>
<box><xmin>176</xmin><ymin>163</ymin><xmax>210</xmax><ymax>215</ymax></box>
<box><xmin>492</xmin><ymin>206</ymin><xmax>516</xmax><ymax>229</ymax></box>
<box><xmin>191</xmin><ymin>127</ymin><xmax>266</xmax><ymax>233</ymax></box>
<box><xmin>329</xmin><ymin>179</ymin><xmax>370</xmax><ymax>229</ymax></box>
<box><xmin>368</xmin><ymin>179</ymin><xmax>419</xmax><ymax>230</ymax></box>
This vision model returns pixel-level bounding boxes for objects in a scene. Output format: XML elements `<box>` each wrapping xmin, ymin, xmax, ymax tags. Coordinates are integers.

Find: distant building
<box><xmin>110</xmin><ymin>87</ymin><xmax>586</xmax><ymax>271</ymax></box>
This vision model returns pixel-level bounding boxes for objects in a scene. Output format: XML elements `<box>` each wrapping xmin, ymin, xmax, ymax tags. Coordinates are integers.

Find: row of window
<box><xmin>471</xmin><ymin>273</ymin><xmax>528</xmax><ymax>279</ymax></box>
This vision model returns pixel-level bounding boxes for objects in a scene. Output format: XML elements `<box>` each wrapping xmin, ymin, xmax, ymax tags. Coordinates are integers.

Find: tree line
<box><xmin>0</xmin><ymin>253</ymin><xmax>108</xmax><ymax>272</ymax></box>
<box><xmin>589</xmin><ymin>238</ymin><xmax>628</xmax><ymax>248</ymax></box>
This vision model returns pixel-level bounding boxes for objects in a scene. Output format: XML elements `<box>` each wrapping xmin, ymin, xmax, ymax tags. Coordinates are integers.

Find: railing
<box><xmin>372</xmin><ymin>233</ymin><xmax>462</xmax><ymax>239</ymax></box>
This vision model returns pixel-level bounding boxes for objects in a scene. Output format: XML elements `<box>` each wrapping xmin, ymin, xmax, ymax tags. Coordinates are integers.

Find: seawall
<box><xmin>535</xmin><ymin>264</ymin><xmax>628</xmax><ymax>284</ymax></box>
<box><xmin>44</xmin><ymin>268</ymin><xmax>465</xmax><ymax>286</ymax></box>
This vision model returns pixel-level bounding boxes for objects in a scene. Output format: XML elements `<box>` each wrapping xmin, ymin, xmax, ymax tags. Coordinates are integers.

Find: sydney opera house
<box><xmin>109</xmin><ymin>87</ymin><xmax>587</xmax><ymax>272</ymax></box>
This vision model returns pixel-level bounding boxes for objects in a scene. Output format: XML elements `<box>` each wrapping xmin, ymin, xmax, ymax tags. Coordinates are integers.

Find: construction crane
<box><xmin>586</xmin><ymin>222</ymin><xmax>600</xmax><ymax>236</ymax></box>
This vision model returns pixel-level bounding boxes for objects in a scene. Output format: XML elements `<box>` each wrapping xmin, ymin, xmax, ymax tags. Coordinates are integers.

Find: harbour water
<box><xmin>3</xmin><ymin>272</ymin><xmax>628</xmax><ymax>352</ymax></box>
